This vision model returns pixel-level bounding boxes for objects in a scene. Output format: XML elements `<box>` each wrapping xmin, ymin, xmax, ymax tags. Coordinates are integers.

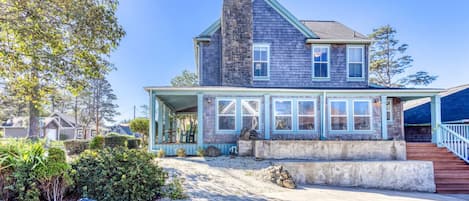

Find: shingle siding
<box><xmin>200</xmin><ymin>29</ymin><xmax>221</xmax><ymax>86</ymax></box>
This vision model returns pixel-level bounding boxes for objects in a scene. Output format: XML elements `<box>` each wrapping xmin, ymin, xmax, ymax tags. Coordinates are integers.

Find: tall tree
<box><xmin>171</xmin><ymin>70</ymin><xmax>198</xmax><ymax>87</ymax></box>
<box><xmin>90</xmin><ymin>77</ymin><xmax>119</xmax><ymax>133</ymax></box>
<box><xmin>0</xmin><ymin>0</ymin><xmax>125</xmax><ymax>138</ymax></box>
<box><xmin>369</xmin><ymin>25</ymin><xmax>437</xmax><ymax>87</ymax></box>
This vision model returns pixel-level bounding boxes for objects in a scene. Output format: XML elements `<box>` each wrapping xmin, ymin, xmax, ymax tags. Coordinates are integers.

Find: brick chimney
<box><xmin>221</xmin><ymin>0</ymin><xmax>253</xmax><ymax>87</ymax></box>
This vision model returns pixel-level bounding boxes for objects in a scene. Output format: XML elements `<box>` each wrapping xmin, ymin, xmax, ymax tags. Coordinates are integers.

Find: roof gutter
<box><xmin>306</xmin><ymin>39</ymin><xmax>372</xmax><ymax>44</ymax></box>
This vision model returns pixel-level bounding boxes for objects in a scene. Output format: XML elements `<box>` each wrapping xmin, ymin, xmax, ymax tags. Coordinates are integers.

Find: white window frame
<box><xmin>216</xmin><ymin>98</ymin><xmax>237</xmax><ymax>131</ymax></box>
<box><xmin>329</xmin><ymin>99</ymin><xmax>348</xmax><ymax>131</ymax></box>
<box><xmin>273</xmin><ymin>99</ymin><xmax>293</xmax><ymax>131</ymax></box>
<box><xmin>386</xmin><ymin>98</ymin><xmax>393</xmax><ymax>122</ymax></box>
<box><xmin>312</xmin><ymin>45</ymin><xmax>330</xmax><ymax>79</ymax></box>
<box><xmin>346</xmin><ymin>45</ymin><xmax>365</xmax><ymax>80</ymax></box>
<box><xmin>241</xmin><ymin>99</ymin><xmax>261</xmax><ymax>131</ymax></box>
<box><xmin>297</xmin><ymin>99</ymin><xmax>316</xmax><ymax>131</ymax></box>
<box><xmin>352</xmin><ymin>100</ymin><xmax>373</xmax><ymax>131</ymax></box>
<box><xmin>253</xmin><ymin>43</ymin><xmax>270</xmax><ymax>80</ymax></box>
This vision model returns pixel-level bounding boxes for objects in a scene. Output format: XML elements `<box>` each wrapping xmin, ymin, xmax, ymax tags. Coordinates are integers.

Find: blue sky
<box><xmin>108</xmin><ymin>0</ymin><xmax>469</xmax><ymax>122</ymax></box>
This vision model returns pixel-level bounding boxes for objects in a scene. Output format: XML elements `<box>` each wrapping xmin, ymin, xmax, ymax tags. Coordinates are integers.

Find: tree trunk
<box><xmin>28</xmin><ymin>100</ymin><xmax>40</xmax><ymax>139</ymax></box>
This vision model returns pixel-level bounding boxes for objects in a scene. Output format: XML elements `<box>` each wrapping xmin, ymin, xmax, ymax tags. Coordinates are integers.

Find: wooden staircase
<box><xmin>407</xmin><ymin>143</ymin><xmax>469</xmax><ymax>194</ymax></box>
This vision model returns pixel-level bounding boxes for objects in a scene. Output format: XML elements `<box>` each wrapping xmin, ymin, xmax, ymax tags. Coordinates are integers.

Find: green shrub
<box><xmin>196</xmin><ymin>147</ymin><xmax>204</xmax><ymax>157</ymax></box>
<box><xmin>89</xmin><ymin>136</ymin><xmax>105</xmax><ymax>149</ymax></box>
<box><xmin>59</xmin><ymin>133</ymin><xmax>69</xmax><ymax>141</ymax></box>
<box><xmin>164</xmin><ymin>178</ymin><xmax>187</xmax><ymax>200</ymax></box>
<box><xmin>36</xmin><ymin>148</ymin><xmax>71</xmax><ymax>201</ymax></box>
<box><xmin>63</xmin><ymin>140</ymin><xmax>89</xmax><ymax>155</ymax></box>
<box><xmin>71</xmin><ymin>147</ymin><xmax>167</xmax><ymax>201</ymax></box>
<box><xmin>156</xmin><ymin>149</ymin><xmax>165</xmax><ymax>158</ymax></box>
<box><xmin>127</xmin><ymin>138</ymin><xmax>141</xmax><ymax>149</ymax></box>
<box><xmin>176</xmin><ymin>148</ymin><xmax>186</xmax><ymax>157</ymax></box>
<box><xmin>104</xmin><ymin>135</ymin><xmax>128</xmax><ymax>148</ymax></box>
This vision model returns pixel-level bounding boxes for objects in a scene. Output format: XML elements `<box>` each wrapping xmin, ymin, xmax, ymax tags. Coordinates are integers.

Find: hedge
<box><xmin>63</xmin><ymin>140</ymin><xmax>89</xmax><ymax>155</ymax></box>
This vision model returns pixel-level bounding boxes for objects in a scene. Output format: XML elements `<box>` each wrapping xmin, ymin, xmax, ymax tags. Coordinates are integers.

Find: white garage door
<box><xmin>46</xmin><ymin>129</ymin><xmax>57</xmax><ymax>141</ymax></box>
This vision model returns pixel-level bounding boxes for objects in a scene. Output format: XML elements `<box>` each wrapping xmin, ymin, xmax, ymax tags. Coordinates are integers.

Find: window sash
<box><xmin>330</xmin><ymin>100</ymin><xmax>348</xmax><ymax>131</ymax></box>
<box><xmin>253</xmin><ymin>44</ymin><xmax>270</xmax><ymax>78</ymax></box>
<box><xmin>312</xmin><ymin>46</ymin><xmax>329</xmax><ymax>78</ymax></box>
<box><xmin>386</xmin><ymin>98</ymin><xmax>393</xmax><ymax>121</ymax></box>
<box><xmin>217</xmin><ymin>99</ymin><xmax>236</xmax><ymax>131</ymax></box>
<box><xmin>352</xmin><ymin>100</ymin><xmax>372</xmax><ymax>131</ymax></box>
<box><xmin>298</xmin><ymin>100</ymin><xmax>315</xmax><ymax>130</ymax></box>
<box><xmin>241</xmin><ymin>99</ymin><xmax>261</xmax><ymax>130</ymax></box>
<box><xmin>347</xmin><ymin>46</ymin><xmax>364</xmax><ymax>78</ymax></box>
<box><xmin>274</xmin><ymin>99</ymin><xmax>293</xmax><ymax>131</ymax></box>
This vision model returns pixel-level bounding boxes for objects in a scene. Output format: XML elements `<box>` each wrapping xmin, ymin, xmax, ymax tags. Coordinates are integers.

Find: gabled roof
<box><xmin>301</xmin><ymin>20</ymin><xmax>370</xmax><ymax>43</ymax></box>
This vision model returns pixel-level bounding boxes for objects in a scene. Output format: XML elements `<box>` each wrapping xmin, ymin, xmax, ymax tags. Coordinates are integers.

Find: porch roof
<box><xmin>145</xmin><ymin>86</ymin><xmax>444</xmax><ymax>101</ymax></box>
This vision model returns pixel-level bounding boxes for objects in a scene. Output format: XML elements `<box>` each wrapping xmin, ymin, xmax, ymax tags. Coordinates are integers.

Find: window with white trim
<box><xmin>253</xmin><ymin>44</ymin><xmax>270</xmax><ymax>79</ymax></box>
<box><xmin>347</xmin><ymin>46</ymin><xmax>364</xmax><ymax>78</ymax></box>
<box><xmin>330</xmin><ymin>100</ymin><xmax>348</xmax><ymax>131</ymax></box>
<box><xmin>353</xmin><ymin>100</ymin><xmax>372</xmax><ymax>131</ymax></box>
<box><xmin>386</xmin><ymin>98</ymin><xmax>393</xmax><ymax>121</ymax></box>
<box><xmin>298</xmin><ymin>100</ymin><xmax>315</xmax><ymax>130</ymax></box>
<box><xmin>274</xmin><ymin>100</ymin><xmax>292</xmax><ymax>131</ymax></box>
<box><xmin>217</xmin><ymin>99</ymin><xmax>236</xmax><ymax>130</ymax></box>
<box><xmin>241</xmin><ymin>99</ymin><xmax>260</xmax><ymax>130</ymax></box>
<box><xmin>312</xmin><ymin>45</ymin><xmax>329</xmax><ymax>78</ymax></box>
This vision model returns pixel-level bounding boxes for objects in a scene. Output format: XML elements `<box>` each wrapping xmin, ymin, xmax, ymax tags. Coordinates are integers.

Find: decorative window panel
<box><xmin>241</xmin><ymin>100</ymin><xmax>260</xmax><ymax>130</ymax></box>
<box><xmin>217</xmin><ymin>99</ymin><xmax>236</xmax><ymax>131</ymax></box>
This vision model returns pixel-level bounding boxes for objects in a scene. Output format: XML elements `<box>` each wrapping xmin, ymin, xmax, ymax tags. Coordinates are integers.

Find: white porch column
<box><xmin>197</xmin><ymin>93</ymin><xmax>204</xmax><ymax>148</ymax></box>
<box><xmin>381</xmin><ymin>96</ymin><xmax>388</xmax><ymax>140</ymax></box>
<box><xmin>264</xmin><ymin>94</ymin><xmax>271</xmax><ymax>140</ymax></box>
<box><xmin>321</xmin><ymin>92</ymin><xmax>327</xmax><ymax>140</ymax></box>
<box><xmin>148</xmin><ymin>91</ymin><xmax>156</xmax><ymax>151</ymax></box>
<box><xmin>431</xmin><ymin>95</ymin><xmax>442</xmax><ymax>146</ymax></box>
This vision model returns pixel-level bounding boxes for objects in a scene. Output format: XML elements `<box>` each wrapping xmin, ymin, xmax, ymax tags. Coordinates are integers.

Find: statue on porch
<box><xmin>239</xmin><ymin>117</ymin><xmax>258</xmax><ymax>140</ymax></box>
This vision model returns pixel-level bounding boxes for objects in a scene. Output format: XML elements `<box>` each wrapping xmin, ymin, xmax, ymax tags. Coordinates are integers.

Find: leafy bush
<box><xmin>156</xmin><ymin>149</ymin><xmax>165</xmax><ymax>158</ymax></box>
<box><xmin>89</xmin><ymin>136</ymin><xmax>105</xmax><ymax>149</ymax></box>
<box><xmin>36</xmin><ymin>148</ymin><xmax>71</xmax><ymax>201</ymax></box>
<box><xmin>164</xmin><ymin>178</ymin><xmax>187</xmax><ymax>200</ymax></box>
<box><xmin>176</xmin><ymin>148</ymin><xmax>186</xmax><ymax>157</ymax></box>
<box><xmin>104</xmin><ymin>135</ymin><xmax>128</xmax><ymax>148</ymax></box>
<box><xmin>196</xmin><ymin>147</ymin><xmax>204</xmax><ymax>157</ymax></box>
<box><xmin>64</xmin><ymin>140</ymin><xmax>89</xmax><ymax>155</ymax></box>
<box><xmin>127</xmin><ymin>138</ymin><xmax>141</xmax><ymax>149</ymax></box>
<box><xmin>71</xmin><ymin>147</ymin><xmax>167</xmax><ymax>201</ymax></box>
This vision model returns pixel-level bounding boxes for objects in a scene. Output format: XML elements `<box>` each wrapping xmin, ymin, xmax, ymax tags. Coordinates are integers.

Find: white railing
<box><xmin>439</xmin><ymin>124</ymin><xmax>469</xmax><ymax>163</ymax></box>
<box><xmin>444</xmin><ymin>124</ymin><xmax>469</xmax><ymax>139</ymax></box>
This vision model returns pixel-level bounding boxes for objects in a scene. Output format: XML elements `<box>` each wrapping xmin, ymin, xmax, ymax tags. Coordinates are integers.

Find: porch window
<box><xmin>274</xmin><ymin>100</ymin><xmax>292</xmax><ymax>131</ymax></box>
<box><xmin>312</xmin><ymin>45</ymin><xmax>329</xmax><ymax>78</ymax></box>
<box><xmin>347</xmin><ymin>45</ymin><xmax>364</xmax><ymax>78</ymax></box>
<box><xmin>253</xmin><ymin>44</ymin><xmax>270</xmax><ymax>79</ymax></box>
<box><xmin>217</xmin><ymin>99</ymin><xmax>236</xmax><ymax>131</ymax></box>
<box><xmin>386</xmin><ymin>98</ymin><xmax>393</xmax><ymax>121</ymax></box>
<box><xmin>298</xmin><ymin>100</ymin><xmax>315</xmax><ymax>130</ymax></box>
<box><xmin>330</xmin><ymin>100</ymin><xmax>348</xmax><ymax>131</ymax></box>
<box><xmin>242</xmin><ymin>100</ymin><xmax>260</xmax><ymax>130</ymax></box>
<box><xmin>353</xmin><ymin>100</ymin><xmax>372</xmax><ymax>131</ymax></box>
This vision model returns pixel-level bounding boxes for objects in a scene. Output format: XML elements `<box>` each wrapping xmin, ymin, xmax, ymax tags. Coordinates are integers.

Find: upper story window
<box><xmin>347</xmin><ymin>45</ymin><xmax>365</xmax><ymax>79</ymax></box>
<box><xmin>312</xmin><ymin>45</ymin><xmax>330</xmax><ymax>79</ymax></box>
<box><xmin>253</xmin><ymin>44</ymin><xmax>270</xmax><ymax>79</ymax></box>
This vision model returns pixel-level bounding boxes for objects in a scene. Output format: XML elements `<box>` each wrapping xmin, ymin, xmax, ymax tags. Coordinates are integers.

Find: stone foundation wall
<box><xmin>254</xmin><ymin>140</ymin><xmax>406</xmax><ymax>160</ymax></box>
<box><xmin>278</xmin><ymin>161</ymin><xmax>435</xmax><ymax>192</ymax></box>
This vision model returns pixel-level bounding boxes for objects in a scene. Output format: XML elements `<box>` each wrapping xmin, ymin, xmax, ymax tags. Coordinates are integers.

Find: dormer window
<box><xmin>312</xmin><ymin>45</ymin><xmax>330</xmax><ymax>79</ymax></box>
<box><xmin>253</xmin><ymin>44</ymin><xmax>270</xmax><ymax>80</ymax></box>
<box><xmin>347</xmin><ymin>45</ymin><xmax>365</xmax><ymax>79</ymax></box>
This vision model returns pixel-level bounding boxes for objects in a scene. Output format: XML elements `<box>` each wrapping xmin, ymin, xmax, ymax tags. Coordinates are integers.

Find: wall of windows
<box><xmin>329</xmin><ymin>99</ymin><xmax>373</xmax><ymax>132</ymax></box>
<box><xmin>216</xmin><ymin>98</ymin><xmax>261</xmax><ymax>132</ymax></box>
<box><xmin>273</xmin><ymin>98</ymin><xmax>317</xmax><ymax>132</ymax></box>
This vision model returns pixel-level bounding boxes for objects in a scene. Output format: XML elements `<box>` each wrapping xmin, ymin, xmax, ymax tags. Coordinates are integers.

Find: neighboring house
<box><xmin>404</xmin><ymin>84</ymin><xmax>469</xmax><ymax>142</ymax></box>
<box><xmin>109</xmin><ymin>124</ymin><xmax>135</xmax><ymax>136</ymax></box>
<box><xmin>1</xmin><ymin>112</ymin><xmax>96</xmax><ymax>140</ymax></box>
<box><xmin>145</xmin><ymin>0</ymin><xmax>442</xmax><ymax>155</ymax></box>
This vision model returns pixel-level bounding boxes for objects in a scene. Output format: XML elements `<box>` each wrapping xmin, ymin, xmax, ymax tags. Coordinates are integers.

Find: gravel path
<box><xmin>157</xmin><ymin>157</ymin><xmax>468</xmax><ymax>201</ymax></box>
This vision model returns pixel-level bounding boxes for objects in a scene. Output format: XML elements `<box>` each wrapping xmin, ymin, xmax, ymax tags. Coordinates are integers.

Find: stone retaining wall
<box><xmin>278</xmin><ymin>161</ymin><xmax>435</xmax><ymax>192</ymax></box>
<box><xmin>254</xmin><ymin>140</ymin><xmax>406</xmax><ymax>160</ymax></box>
